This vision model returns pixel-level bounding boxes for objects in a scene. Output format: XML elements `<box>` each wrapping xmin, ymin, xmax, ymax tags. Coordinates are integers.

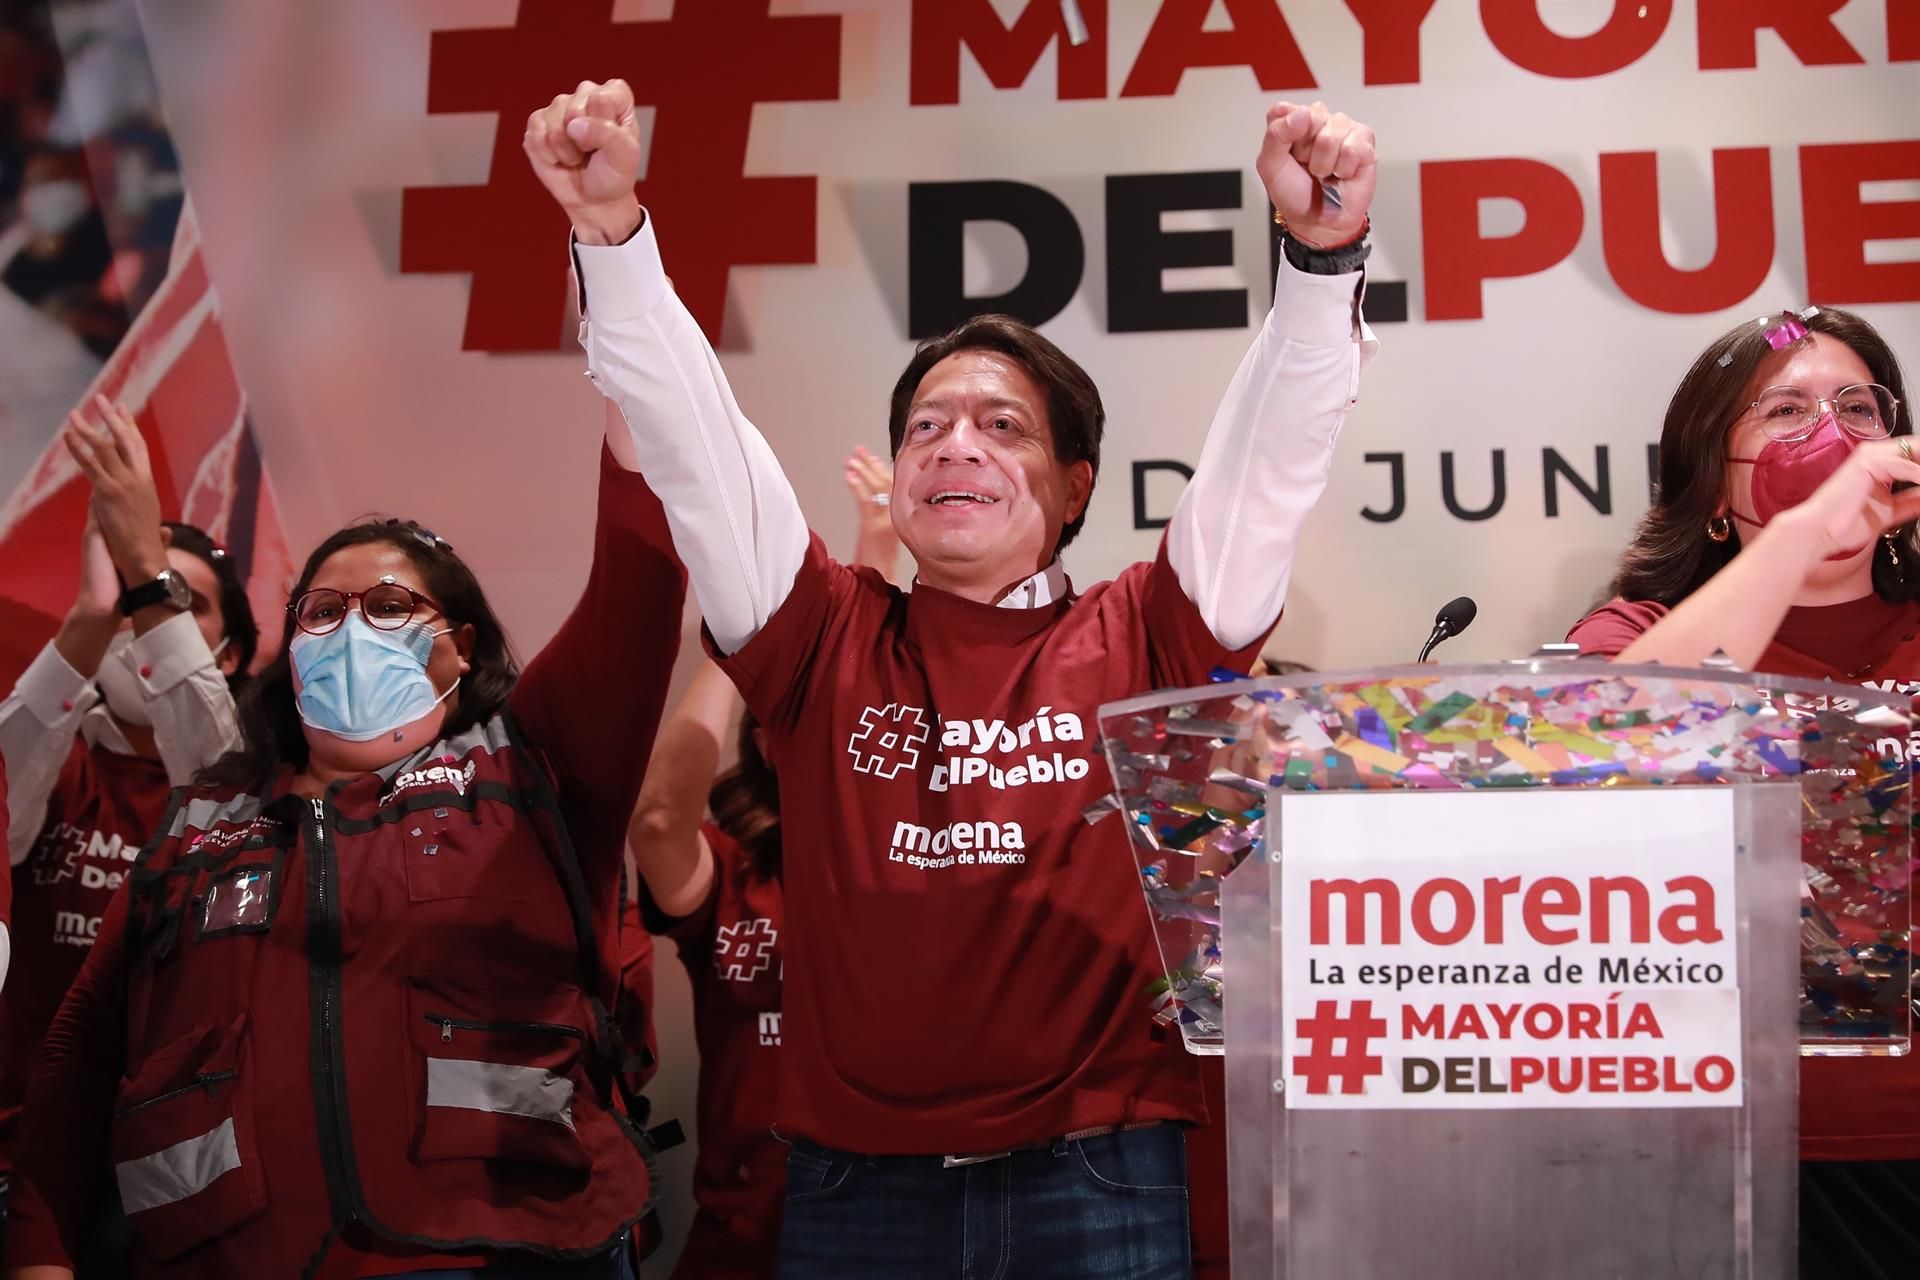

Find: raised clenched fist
<box><xmin>524</xmin><ymin>79</ymin><xmax>643</xmax><ymax>245</ymax></box>
<box><xmin>1257</xmin><ymin>101</ymin><xmax>1376</xmax><ymax>249</ymax></box>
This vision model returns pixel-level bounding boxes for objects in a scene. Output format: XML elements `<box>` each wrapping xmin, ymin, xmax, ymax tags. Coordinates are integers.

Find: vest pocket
<box><xmin>401</xmin><ymin>803</ymin><xmax>539</xmax><ymax>903</ymax></box>
<box><xmin>111</xmin><ymin>1013</ymin><xmax>266</xmax><ymax>1261</ymax></box>
<box><xmin>408</xmin><ymin>981</ymin><xmax>592</xmax><ymax>1171</ymax></box>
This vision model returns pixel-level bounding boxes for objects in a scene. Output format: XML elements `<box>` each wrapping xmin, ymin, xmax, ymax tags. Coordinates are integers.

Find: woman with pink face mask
<box><xmin>1569</xmin><ymin>307</ymin><xmax>1920</xmax><ymax>1279</ymax></box>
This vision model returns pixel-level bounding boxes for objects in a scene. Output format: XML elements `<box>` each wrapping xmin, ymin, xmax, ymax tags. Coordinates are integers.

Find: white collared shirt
<box><xmin>1</xmin><ymin>610</ymin><xmax>240</xmax><ymax>868</ymax></box>
<box><xmin>994</xmin><ymin>559</ymin><xmax>1072</xmax><ymax>611</ymax></box>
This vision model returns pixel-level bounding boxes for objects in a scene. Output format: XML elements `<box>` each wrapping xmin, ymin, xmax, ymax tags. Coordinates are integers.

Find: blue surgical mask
<box><xmin>290</xmin><ymin>615</ymin><xmax>456</xmax><ymax>742</ymax></box>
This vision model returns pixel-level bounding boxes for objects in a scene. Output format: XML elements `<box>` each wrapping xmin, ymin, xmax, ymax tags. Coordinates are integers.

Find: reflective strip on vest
<box><xmin>171</xmin><ymin>794</ymin><xmax>263</xmax><ymax>840</ymax></box>
<box><xmin>426</xmin><ymin>1059</ymin><xmax>576</xmax><ymax>1130</ymax></box>
<box><xmin>116</xmin><ymin>1118</ymin><xmax>242</xmax><ymax>1214</ymax></box>
<box><xmin>375</xmin><ymin>718</ymin><xmax>516</xmax><ymax>791</ymax></box>
<box><xmin>437</xmin><ymin>715</ymin><xmax>512</xmax><ymax>760</ymax></box>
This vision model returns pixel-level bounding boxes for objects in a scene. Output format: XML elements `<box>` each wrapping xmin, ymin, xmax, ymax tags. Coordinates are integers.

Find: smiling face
<box><xmin>889</xmin><ymin>349</ymin><xmax>1093</xmax><ymax>601</ymax></box>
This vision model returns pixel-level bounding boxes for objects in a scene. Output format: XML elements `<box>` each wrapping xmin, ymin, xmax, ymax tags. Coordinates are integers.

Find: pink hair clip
<box><xmin>1760</xmin><ymin>305</ymin><xmax>1820</xmax><ymax>351</ymax></box>
<box><xmin>1762</xmin><ymin>317</ymin><xmax>1807</xmax><ymax>349</ymax></box>
<box><xmin>1719</xmin><ymin>305</ymin><xmax>1821</xmax><ymax>367</ymax></box>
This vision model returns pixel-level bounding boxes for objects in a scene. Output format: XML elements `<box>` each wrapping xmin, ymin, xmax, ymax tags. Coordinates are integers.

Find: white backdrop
<box><xmin>120</xmin><ymin>0</ymin><xmax>1919</xmax><ymax>1266</ymax></box>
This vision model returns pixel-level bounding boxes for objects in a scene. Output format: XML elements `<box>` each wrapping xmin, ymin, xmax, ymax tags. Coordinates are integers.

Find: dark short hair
<box><xmin>1609</xmin><ymin>307</ymin><xmax>1915</xmax><ymax>607</ymax></box>
<box><xmin>887</xmin><ymin>314</ymin><xmax>1105</xmax><ymax>552</ymax></box>
<box><xmin>164</xmin><ymin>521</ymin><xmax>259</xmax><ymax>678</ymax></box>
<box><xmin>200</xmin><ymin>519</ymin><xmax>517</xmax><ymax>791</ymax></box>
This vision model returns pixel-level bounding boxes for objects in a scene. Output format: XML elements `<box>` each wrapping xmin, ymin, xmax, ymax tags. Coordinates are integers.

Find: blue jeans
<box><xmin>777</xmin><ymin>1124</ymin><xmax>1191</xmax><ymax>1279</ymax></box>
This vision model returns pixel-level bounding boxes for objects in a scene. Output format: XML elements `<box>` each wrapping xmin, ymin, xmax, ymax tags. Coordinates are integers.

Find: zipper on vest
<box><xmin>304</xmin><ymin>793</ymin><xmax>365</xmax><ymax>1227</ymax></box>
<box><xmin>114</xmin><ymin>1070</ymin><xmax>238</xmax><ymax>1119</ymax></box>
<box><xmin>423</xmin><ymin>1012</ymin><xmax>586</xmax><ymax>1044</ymax></box>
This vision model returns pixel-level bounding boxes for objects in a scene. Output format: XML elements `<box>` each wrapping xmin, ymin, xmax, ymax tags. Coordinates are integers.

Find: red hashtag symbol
<box><xmin>400</xmin><ymin>0</ymin><xmax>841</xmax><ymax>351</ymax></box>
<box><xmin>1292</xmin><ymin>1000</ymin><xmax>1387</xmax><ymax>1095</ymax></box>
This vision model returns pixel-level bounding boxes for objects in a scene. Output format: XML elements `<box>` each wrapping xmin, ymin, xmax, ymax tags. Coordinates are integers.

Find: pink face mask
<box><xmin>1727</xmin><ymin>411</ymin><xmax>1858</xmax><ymax>529</ymax></box>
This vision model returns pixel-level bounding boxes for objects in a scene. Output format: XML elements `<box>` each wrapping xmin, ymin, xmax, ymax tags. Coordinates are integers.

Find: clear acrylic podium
<box><xmin>1097</xmin><ymin>660</ymin><xmax>1913</xmax><ymax>1279</ymax></box>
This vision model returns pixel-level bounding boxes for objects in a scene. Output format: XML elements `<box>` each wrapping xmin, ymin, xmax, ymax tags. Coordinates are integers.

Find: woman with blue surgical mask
<box><xmin>287</xmin><ymin>580</ymin><xmax>461</xmax><ymax>744</ymax></box>
<box><xmin>4</xmin><ymin>407</ymin><xmax>686</xmax><ymax>1280</ymax></box>
<box><xmin>0</xmin><ymin>398</ymin><xmax>254</xmax><ymax>1262</ymax></box>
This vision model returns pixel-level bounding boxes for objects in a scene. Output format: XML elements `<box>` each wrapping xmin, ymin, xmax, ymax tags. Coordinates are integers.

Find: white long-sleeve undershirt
<box><xmin>576</xmin><ymin>214</ymin><xmax>1375</xmax><ymax>655</ymax></box>
<box><xmin>0</xmin><ymin>611</ymin><xmax>241</xmax><ymax>993</ymax></box>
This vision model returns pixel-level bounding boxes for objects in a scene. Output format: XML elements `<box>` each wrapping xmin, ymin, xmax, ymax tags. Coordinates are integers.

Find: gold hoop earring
<box><xmin>1706</xmin><ymin>516</ymin><xmax>1732</xmax><ymax>543</ymax></box>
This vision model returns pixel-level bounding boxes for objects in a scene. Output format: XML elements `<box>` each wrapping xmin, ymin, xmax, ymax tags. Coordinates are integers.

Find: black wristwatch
<box><xmin>119</xmin><ymin>567</ymin><xmax>192</xmax><ymax>617</ymax></box>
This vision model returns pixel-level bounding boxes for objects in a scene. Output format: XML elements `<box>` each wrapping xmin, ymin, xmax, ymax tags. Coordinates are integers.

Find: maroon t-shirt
<box><xmin>1</xmin><ymin>738</ymin><xmax>171</xmax><ymax>1174</ymax></box>
<box><xmin>713</xmin><ymin>536</ymin><xmax>1258</xmax><ymax>1154</ymax></box>
<box><xmin>652</xmin><ymin>823</ymin><xmax>785</xmax><ymax>1279</ymax></box>
<box><xmin>1570</xmin><ymin>593</ymin><xmax>1920</xmax><ymax>1161</ymax></box>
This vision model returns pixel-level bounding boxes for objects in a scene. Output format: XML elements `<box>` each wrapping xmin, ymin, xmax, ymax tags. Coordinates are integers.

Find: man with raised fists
<box><xmin>532</xmin><ymin>77</ymin><xmax>1377</xmax><ymax>1277</ymax></box>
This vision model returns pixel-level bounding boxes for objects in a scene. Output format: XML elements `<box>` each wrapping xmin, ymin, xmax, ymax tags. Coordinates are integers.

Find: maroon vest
<box><xmin>2</xmin><ymin>740</ymin><xmax>170</xmax><ymax>1172</ymax></box>
<box><xmin>115</xmin><ymin>713</ymin><xmax>652</xmax><ymax>1273</ymax></box>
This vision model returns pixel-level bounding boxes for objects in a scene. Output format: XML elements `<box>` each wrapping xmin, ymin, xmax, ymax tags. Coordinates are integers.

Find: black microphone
<box><xmin>1417</xmin><ymin>596</ymin><xmax>1477</xmax><ymax>663</ymax></box>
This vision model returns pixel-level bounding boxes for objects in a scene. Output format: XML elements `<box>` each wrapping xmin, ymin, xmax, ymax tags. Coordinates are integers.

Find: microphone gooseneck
<box><xmin>1417</xmin><ymin>596</ymin><xmax>1478</xmax><ymax>663</ymax></box>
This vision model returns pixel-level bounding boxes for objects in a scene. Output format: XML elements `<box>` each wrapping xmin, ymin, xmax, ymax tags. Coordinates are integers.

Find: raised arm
<box><xmin>1166</xmin><ymin>102</ymin><xmax>1379</xmax><ymax>651</ymax></box>
<box><xmin>511</xmin><ymin>436</ymin><xmax>685</xmax><ymax>902</ymax></box>
<box><xmin>132</xmin><ymin>614</ymin><xmax>240</xmax><ymax>786</ymax></box>
<box><xmin>524</xmin><ymin>80</ymin><xmax>808</xmax><ymax>655</ymax></box>
<box><xmin>1</xmin><ymin>633</ymin><xmax>96</xmax><ymax>869</ymax></box>
<box><xmin>3</xmin><ymin>444</ymin><xmax>137</xmax><ymax>865</ymax></box>
<box><xmin>1615</xmin><ymin>439</ymin><xmax>1920</xmax><ymax>667</ymax></box>
<box><xmin>844</xmin><ymin>446</ymin><xmax>906</xmax><ymax>586</ymax></box>
<box><xmin>62</xmin><ymin>399</ymin><xmax>240</xmax><ymax>783</ymax></box>
<box><xmin>626</xmin><ymin>660</ymin><xmax>735</xmax><ymax>921</ymax></box>
<box><xmin>626</xmin><ymin>457</ymin><xmax>896</xmax><ymax>919</ymax></box>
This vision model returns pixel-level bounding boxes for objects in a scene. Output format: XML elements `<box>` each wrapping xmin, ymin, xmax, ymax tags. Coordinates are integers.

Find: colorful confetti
<box><xmin>1099</xmin><ymin>667</ymin><xmax>1914</xmax><ymax>1058</ymax></box>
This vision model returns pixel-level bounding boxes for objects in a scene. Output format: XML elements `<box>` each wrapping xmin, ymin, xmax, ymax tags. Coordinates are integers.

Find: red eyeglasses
<box><xmin>288</xmin><ymin>576</ymin><xmax>445</xmax><ymax>636</ymax></box>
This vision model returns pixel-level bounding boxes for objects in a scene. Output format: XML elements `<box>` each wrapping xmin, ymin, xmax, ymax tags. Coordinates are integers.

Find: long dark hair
<box><xmin>708</xmin><ymin>711</ymin><xmax>780</xmax><ymax>882</ymax></box>
<box><xmin>199</xmin><ymin>520</ymin><xmax>517</xmax><ymax>792</ymax></box>
<box><xmin>164</xmin><ymin>521</ymin><xmax>259</xmax><ymax>679</ymax></box>
<box><xmin>1610</xmin><ymin>307</ymin><xmax>1915</xmax><ymax>607</ymax></box>
<box><xmin>888</xmin><ymin>313</ymin><xmax>1105</xmax><ymax>551</ymax></box>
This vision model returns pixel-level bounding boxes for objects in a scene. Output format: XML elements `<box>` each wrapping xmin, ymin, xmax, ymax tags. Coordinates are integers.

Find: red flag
<box><xmin>0</xmin><ymin>204</ymin><xmax>294</xmax><ymax>685</ymax></box>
